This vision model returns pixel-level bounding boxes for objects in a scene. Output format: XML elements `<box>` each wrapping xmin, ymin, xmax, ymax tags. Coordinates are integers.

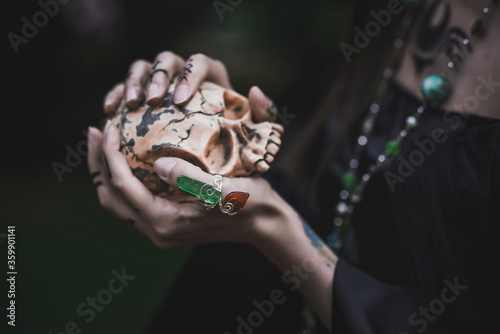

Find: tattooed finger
<box><xmin>146</xmin><ymin>51</ymin><xmax>185</xmax><ymax>106</ymax></box>
<box><xmin>91</xmin><ymin>171</ymin><xmax>104</xmax><ymax>188</ymax></box>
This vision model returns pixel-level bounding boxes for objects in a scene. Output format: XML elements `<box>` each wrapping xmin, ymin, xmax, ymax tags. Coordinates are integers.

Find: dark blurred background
<box><xmin>2</xmin><ymin>0</ymin><xmax>348</xmax><ymax>332</ymax></box>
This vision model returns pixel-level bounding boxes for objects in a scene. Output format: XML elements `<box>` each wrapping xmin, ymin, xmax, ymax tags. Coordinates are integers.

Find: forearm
<box><xmin>255</xmin><ymin>204</ymin><xmax>337</xmax><ymax>331</ymax></box>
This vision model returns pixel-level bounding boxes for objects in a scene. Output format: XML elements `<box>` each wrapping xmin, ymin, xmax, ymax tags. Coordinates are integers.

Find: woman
<box><xmin>87</xmin><ymin>0</ymin><xmax>500</xmax><ymax>332</ymax></box>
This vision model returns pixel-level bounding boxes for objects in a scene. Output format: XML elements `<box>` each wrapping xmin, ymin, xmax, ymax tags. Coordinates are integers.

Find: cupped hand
<box><xmin>103</xmin><ymin>51</ymin><xmax>278</xmax><ymax>123</ymax></box>
<box><xmin>87</xmin><ymin>120</ymin><xmax>293</xmax><ymax>250</ymax></box>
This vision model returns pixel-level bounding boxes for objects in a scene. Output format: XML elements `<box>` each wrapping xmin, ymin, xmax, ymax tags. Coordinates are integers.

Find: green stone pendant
<box><xmin>176</xmin><ymin>176</ymin><xmax>222</xmax><ymax>205</ymax></box>
<box><xmin>386</xmin><ymin>140</ymin><xmax>402</xmax><ymax>156</ymax></box>
<box><xmin>421</xmin><ymin>75</ymin><xmax>450</xmax><ymax>104</ymax></box>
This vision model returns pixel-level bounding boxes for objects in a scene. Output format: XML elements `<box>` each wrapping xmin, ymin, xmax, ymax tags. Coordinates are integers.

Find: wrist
<box><xmin>251</xmin><ymin>192</ymin><xmax>303</xmax><ymax>255</ymax></box>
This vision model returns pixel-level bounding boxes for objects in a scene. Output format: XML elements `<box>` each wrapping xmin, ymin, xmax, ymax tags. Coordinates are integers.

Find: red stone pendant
<box><xmin>220</xmin><ymin>191</ymin><xmax>250</xmax><ymax>215</ymax></box>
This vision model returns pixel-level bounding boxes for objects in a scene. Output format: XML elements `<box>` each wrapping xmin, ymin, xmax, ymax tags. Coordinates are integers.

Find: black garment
<box><xmin>319</xmin><ymin>82</ymin><xmax>500</xmax><ymax>333</ymax></box>
<box><xmin>145</xmin><ymin>81</ymin><xmax>499</xmax><ymax>334</ymax></box>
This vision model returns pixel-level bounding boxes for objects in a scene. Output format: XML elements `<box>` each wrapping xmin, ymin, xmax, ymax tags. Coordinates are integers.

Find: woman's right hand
<box><xmin>103</xmin><ymin>51</ymin><xmax>278</xmax><ymax>123</ymax></box>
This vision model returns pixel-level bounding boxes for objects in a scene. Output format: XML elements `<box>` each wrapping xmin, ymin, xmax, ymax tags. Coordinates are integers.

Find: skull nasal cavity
<box><xmin>223</xmin><ymin>90</ymin><xmax>249</xmax><ymax>120</ymax></box>
<box><xmin>206</xmin><ymin>127</ymin><xmax>234</xmax><ymax>168</ymax></box>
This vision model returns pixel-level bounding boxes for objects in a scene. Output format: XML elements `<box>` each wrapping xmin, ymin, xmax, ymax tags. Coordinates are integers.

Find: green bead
<box><xmin>342</xmin><ymin>172</ymin><xmax>358</xmax><ymax>189</ymax></box>
<box><xmin>421</xmin><ymin>75</ymin><xmax>450</xmax><ymax>104</ymax></box>
<box><xmin>386</xmin><ymin>140</ymin><xmax>401</xmax><ymax>156</ymax></box>
<box><xmin>176</xmin><ymin>176</ymin><xmax>221</xmax><ymax>205</ymax></box>
<box><xmin>375</xmin><ymin>81</ymin><xmax>389</xmax><ymax>100</ymax></box>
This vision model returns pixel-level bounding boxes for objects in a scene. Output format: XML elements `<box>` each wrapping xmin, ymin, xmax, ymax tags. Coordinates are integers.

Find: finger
<box><xmin>173</xmin><ymin>53</ymin><xmax>232</xmax><ymax>105</ymax></box>
<box><xmin>87</xmin><ymin>126</ymin><xmax>142</xmax><ymax>223</ymax></box>
<box><xmin>156</xmin><ymin>157</ymin><xmax>254</xmax><ymax>217</ymax></box>
<box><xmin>146</xmin><ymin>51</ymin><xmax>185</xmax><ymax>106</ymax></box>
<box><xmin>154</xmin><ymin>157</ymin><xmax>214</xmax><ymax>188</ymax></box>
<box><xmin>248</xmin><ymin>86</ymin><xmax>277</xmax><ymax>123</ymax></box>
<box><xmin>103</xmin><ymin>83</ymin><xmax>125</xmax><ymax>115</ymax></box>
<box><xmin>154</xmin><ymin>157</ymin><xmax>246</xmax><ymax>198</ymax></box>
<box><xmin>125</xmin><ymin>59</ymin><xmax>152</xmax><ymax>109</ymax></box>
<box><xmin>87</xmin><ymin>126</ymin><xmax>107</xmax><ymax>186</ymax></box>
<box><xmin>101</xmin><ymin>120</ymin><xmax>173</xmax><ymax>215</ymax></box>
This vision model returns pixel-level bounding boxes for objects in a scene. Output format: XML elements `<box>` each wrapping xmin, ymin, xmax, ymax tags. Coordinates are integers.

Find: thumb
<box><xmin>155</xmin><ymin>157</ymin><xmax>251</xmax><ymax>214</ymax></box>
<box><xmin>154</xmin><ymin>158</ymin><xmax>215</xmax><ymax>187</ymax></box>
<box><xmin>248</xmin><ymin>86</ymin><xmax>277</xmax><ymax>123</ymax></box>
<box><xmin>155</xmin><ymin>158</ymin><xmax>237</xmax><ymax>203</ymax></box>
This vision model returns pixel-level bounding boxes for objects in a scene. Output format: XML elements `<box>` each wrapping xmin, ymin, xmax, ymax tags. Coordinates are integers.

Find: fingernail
<box><xmin>104</xmin><ymin>95</ymin><xmax>114</xmax><ymax>108</ymax></box>
<box><xmin>174</xmin><ymin>84</ymin><xmax>189</xmax><ymax>104</ymax></box>
<box><xmin>103</xmin><ymin>120</ymin><xmax>112</xmax><ymax>136</ymax></box>
<box><xmin>147</xmin><ymin>83</ymin><xmax>161</xmax><ymax>99</ymax></box>
<box><xmin>126</xmin><ymin>88</ymin><xmax>139</xmax><ymax>109</ymax></box>
<box><xmin>88</xmin><ymin>126</ymin><xmax>99</xmax><ymax>148</ymax></box>
<box><xmin>155</xmin><ymin>158</ymin><xmax>178</xmax><ymax>180</ymax></box>
<box><xmin>127</xmin><ymin>87</ymin><xmax>138</xmax><ymax>101</ymax></box>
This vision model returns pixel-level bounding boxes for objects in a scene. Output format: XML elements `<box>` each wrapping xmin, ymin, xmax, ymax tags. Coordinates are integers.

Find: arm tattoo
<box><xmin>302</xmin><ymin>220</ymin><xmax>337</xmax><ymax>268</ymax></box>
<box><xmin>303</xmin><ymin>221</ymin><xmax>324</xmax><ymax>249</ymax></box>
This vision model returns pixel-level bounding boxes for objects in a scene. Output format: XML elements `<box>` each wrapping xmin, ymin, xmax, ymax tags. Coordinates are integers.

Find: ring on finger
<box><xmin>176</xmin><ymin>175</ymin><xmax>249</xmax><ymax>215</ymax></box>
<box><xmin>177</xmin><ymin>175</ymin><xmax>222</xmax><ymax>210</ymax></box>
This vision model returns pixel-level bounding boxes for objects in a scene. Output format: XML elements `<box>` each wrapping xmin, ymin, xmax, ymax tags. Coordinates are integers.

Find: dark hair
<box><xmin>280</xmin><ymin>0</ymin><xmax>402</xmax><ymax>191</ymax></box>
<box><xmin>279</xmin><ymin>1</ymin><xmax>492</xmax><ymax>331</ymax></box>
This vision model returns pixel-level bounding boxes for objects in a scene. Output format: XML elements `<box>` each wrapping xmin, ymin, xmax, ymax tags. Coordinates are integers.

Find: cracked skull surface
<box><xmin>109</xmin><ymin>79</ymin><xmax>283</xmax><ymax>201</ymax></box>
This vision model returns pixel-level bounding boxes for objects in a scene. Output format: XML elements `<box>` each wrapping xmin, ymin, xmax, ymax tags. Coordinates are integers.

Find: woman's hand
<box><xmin>103</xmin><ymin>51</ymin><xmax>278</xmax><ymax>123</ymax></box>
<box><xmin>87</xmin><ymin>120</ymin><xmax>297</xmax><ymax>250</ymax></box>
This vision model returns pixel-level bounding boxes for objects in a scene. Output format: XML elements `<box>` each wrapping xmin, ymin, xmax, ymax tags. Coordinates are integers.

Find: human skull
<box><xmin>109</xmin><ymin>79</ymin><xmax>283</xmax><ymax>201</ymax></box>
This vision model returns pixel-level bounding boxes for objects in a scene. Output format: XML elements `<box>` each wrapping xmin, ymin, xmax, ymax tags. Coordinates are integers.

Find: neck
<box><xmin>395</xmin><ymin>0</ymin><xmax>500</xmax><ymax>120</ymax></box>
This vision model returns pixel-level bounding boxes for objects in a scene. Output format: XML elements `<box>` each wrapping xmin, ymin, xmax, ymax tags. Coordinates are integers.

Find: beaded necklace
<box><xmin>326</xmin><ymin>0</ymin><xmax>497</xmax><ymax>252</ymax></box>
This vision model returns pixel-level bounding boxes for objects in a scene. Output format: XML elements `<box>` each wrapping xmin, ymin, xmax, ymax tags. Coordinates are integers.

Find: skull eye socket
<box><xmin>223</xmin><ymin>90</ymin><xmax>249</xmax><ymax>120</ymax></box>
<box><xmin>205</xmin><ymin>127</ymin><xmax>234</xmax><ymax>170</ymax></box>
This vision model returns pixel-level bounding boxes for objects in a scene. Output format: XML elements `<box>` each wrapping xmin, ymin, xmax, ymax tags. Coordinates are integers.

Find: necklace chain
<box><xmin>327</xmin><ymin>0</ymin><xmax>497</xmax><ymax>252</ymax></box>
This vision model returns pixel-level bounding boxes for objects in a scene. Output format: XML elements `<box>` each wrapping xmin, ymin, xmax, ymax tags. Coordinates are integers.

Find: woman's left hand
<box><xmin>87</xmin><ymin>120</ymin><xmax>335</xmax><ymax>332</ymax></box>
<box><xmin>87</xmin><ymin>120</ymin><xmax>296</xmax><ymax>250</ymax></box>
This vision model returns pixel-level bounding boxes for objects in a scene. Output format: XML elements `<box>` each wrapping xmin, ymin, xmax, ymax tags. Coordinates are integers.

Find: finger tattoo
<box><xmin>178</xmin><ymin>58</ymin><xmax>194</xmax><ymax>83</ymax></box>
<box><xmin>103</xmin><ymin>156</ymin><xmax>112</xmax><ymax>179</ymax></box>
<box><xmin>91</xmin><ymin>171</ymin><xmax>103</xmax><ymax>188</ymax></box>
<box><xmin>126</xmin><ymin>201</ymin><xmax>140</xmax><ymax>213</ymax></box>
<box><xmin>149</xmin><ymin>69</ymin><xmax>170</xmax><ymax>80</ymax></box>
<box><xmin>152</xmin><ymin>60</ymin><xmax>161</xmax><ymax>70</ymax></box>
